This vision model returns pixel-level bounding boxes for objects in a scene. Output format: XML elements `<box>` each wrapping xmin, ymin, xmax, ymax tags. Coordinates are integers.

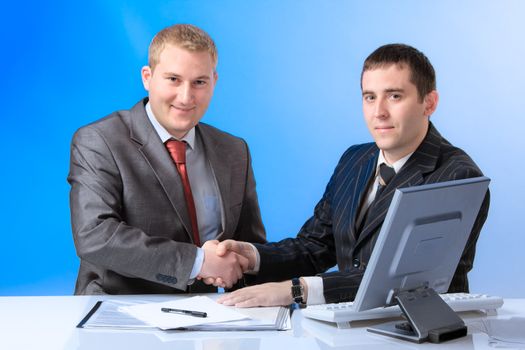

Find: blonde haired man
<box><xmin>69</xmin><ymin>24</ymin><xmax>266</xmax><ymax>295</ymax></box>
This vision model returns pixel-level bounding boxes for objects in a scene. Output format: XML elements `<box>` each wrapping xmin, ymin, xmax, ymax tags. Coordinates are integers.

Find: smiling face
<box><xmin>361</xmin><ymin>64</ymin><xmax>438</xmax><ymax>164</ymax></box>
<box><xmin>141</xmin><ymin>44</ymin><xmax>218</xmax><ymax>139</ymax></box>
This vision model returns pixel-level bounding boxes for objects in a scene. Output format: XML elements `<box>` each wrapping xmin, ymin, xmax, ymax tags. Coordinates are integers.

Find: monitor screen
<box><xmin>353</xmin><ymin>176</ymin><xmax>490</xmax><ymax>312</ymax></box>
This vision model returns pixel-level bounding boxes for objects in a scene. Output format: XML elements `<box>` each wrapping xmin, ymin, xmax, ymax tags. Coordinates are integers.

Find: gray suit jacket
<box><xmin>252</xmin><ymin>124</ymin><xmax>489</xmax><ymax>303</ymax></box>
<box><xmin>68</xmin><ymin>98</ymin><xmax>266</xmax><ymax>295</ymax></box>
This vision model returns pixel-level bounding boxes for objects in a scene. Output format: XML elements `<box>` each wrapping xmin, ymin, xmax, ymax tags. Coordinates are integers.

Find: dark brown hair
<box><xmin>361</xmin><ymin>44</ymin><xmax>436</xmax><ymax>101</ymax></box>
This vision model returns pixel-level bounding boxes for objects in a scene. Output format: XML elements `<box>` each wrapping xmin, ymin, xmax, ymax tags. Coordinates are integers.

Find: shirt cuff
<box><xmin>244</xmin><ymin>243</ymin><xmax>260</xmax><ymax>275</ymax></box>
<box><xmin>189</xmin><ymin>247</ymin><xmax>204</xmax><ymax>280</ymax></box>
<box><xmin>302</xmin><ymin>276</ymin><xmax>326</xmax><ymax>305</ymax></box>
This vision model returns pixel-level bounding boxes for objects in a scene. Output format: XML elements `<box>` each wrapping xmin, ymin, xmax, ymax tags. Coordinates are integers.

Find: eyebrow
<box><xmin>162</xmin><ymin>72</ymin><xmax>211</xmax><ymax>80</ymax></box>
<box><xmin>362</xmin><ymin>88</ymin><xmax>405</xmax><ymax>96</ymax></box>
<box><xmin>385</xmin><ymin>88</ymin><xmax>404</xmax><ymax>93</ymax></box>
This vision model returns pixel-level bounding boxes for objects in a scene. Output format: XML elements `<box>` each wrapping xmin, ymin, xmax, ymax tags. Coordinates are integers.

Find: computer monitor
<box><xmin>352</xmin><ymin>176</ymin><xmax>490</xmax><ymax>343</ymax></box>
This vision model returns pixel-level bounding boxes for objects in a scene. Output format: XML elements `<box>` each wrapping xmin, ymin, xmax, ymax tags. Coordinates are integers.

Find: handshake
<box><xmin>197</xmin><ymin>240</ymin><xmax>256</xmax><ymax>288</ymax></box>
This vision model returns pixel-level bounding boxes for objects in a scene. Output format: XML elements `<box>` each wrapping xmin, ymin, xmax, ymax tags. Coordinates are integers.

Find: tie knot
<box><xmin>379</xmin><ymin>163</ymin><xmax>396</xmax><ymax>186</ymax></box>
<box><xmin>166</xmin><ymin>139</ymin><xmax>186</xmax><ymax>164</ymax></box>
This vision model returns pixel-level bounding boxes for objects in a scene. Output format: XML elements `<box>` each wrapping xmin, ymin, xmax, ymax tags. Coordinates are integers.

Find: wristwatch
<box><xmin>291</xmin><ymin>278</ymin><xmax>305</xmax><ymax>304</ymax></box>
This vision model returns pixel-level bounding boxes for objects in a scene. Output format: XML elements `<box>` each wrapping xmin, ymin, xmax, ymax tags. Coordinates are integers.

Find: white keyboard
<box><xmin>302</xmin><ymin>293</ymin><xmax>504</xmax><ymax>328</ymax></box>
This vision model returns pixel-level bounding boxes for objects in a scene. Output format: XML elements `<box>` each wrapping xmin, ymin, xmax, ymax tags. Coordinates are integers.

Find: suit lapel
<box><xmin>128</xmin><ymin>99</ymin><xmax>194</xmax><ymax>243</ymax></box>
<box><xmin>349</xmin><ymin>151</ymin><xmax>379</xmax><ymax>240</ymax></box>
<box><xmin>355</xmin><ymin>123</ymin><xmax>442</xmax><ymax>248</ymax></box>
<box><xmin>197</xmin><ymin>124</ymin><xmax>232</xmax><ymax>236</ymax></box>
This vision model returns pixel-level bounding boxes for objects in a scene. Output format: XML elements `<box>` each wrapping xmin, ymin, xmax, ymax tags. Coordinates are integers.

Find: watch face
<box><xmin>292</xmin><ymin>285</ymin><xmax>302</xmax><ymax>298</ymax></box>
<box><xmin>291</xmin><ymin>279</ymin><xmax>304</xmax><ymax>303</ymax></box>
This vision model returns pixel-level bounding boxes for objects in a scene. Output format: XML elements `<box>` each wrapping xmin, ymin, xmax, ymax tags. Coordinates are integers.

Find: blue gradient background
<box><xmin>1</xmin><ymin>1</ymin><xmax>523</xmax><ymax>296</ymax></box>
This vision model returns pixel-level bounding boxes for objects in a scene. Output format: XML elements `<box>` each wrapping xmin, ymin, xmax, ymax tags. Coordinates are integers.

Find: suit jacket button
<box><xmin>352</xmin><ymin>259</ymin><xmax>361</xmax><ymax>268</ymax></box>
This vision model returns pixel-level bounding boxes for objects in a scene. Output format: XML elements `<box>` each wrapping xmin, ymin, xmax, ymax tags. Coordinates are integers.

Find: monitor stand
<box><xmin>367</xmin><ymin>286</ymin><xmax>467</xmax><ymax>343</ymax></box>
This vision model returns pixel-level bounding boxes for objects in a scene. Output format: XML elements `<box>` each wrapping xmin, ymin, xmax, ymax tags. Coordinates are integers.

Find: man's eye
<box><xmin>194</xmin><ymin>80</ymin><xmax>207</xmax><ymax>86</ymax></box>
<box><xmin>364</xmin><ymin>95</ymin><xmax>375</xmax><ymax>102</ymax></box>
<box><xmin>168</xmin><ymin>77</ymin><xmax>179</xmax><ymax>82</ymax></box>
<box><xmin>390</xmin><ymin>94</ymin><xmax>401</xmax><ymax>100</ymax></box>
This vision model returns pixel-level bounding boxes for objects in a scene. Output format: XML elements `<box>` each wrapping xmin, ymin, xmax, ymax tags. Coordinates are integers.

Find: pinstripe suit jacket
<box><xmin>253</xmin><ymin>123</ymin><xmax>490</xmax><ymax>303</ymax></box>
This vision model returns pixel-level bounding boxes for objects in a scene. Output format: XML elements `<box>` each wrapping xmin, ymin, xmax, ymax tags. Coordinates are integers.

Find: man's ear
<box><xmin>423</xmin><ymin>90</ymin><xmax>439</xmax><ymax>117</ymax></box>
<box><xmin>141</xmin><ymin>66</ymin><xmax>152</xmax><ymax>91</ymax></box>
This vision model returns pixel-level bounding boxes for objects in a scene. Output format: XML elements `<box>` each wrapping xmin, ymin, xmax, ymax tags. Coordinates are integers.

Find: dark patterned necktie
<box><xmin>376</xmin><ymin>163</ymin><xmax>396</xmax><ymax>198</ymax></box>
<box><xmin>356</xmin><ymin>163</ymin><xmax>396</xmax><ymax>234</ymax></box>
<box><xmin>165</xmin><ymin>140</ymin><xmax>201</xmax><ymax>246</ymax></box>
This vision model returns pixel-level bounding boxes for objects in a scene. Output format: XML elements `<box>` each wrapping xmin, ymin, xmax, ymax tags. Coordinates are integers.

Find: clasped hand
<box><xmin>198</xmin><ymin>239</ymin><xmax>298</xmax><ymax>307</ymax></box>
<box><xmin>197</xmin><ymin>240</ymin><xmax>255</xmax><ymax>288</ymax></box>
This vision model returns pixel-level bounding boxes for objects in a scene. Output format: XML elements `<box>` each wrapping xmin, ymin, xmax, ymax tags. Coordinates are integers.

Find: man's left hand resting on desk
<box><xmin>217</xmin><ymin>280</ymin><xmax>306</xmax><ymax>307</ymax></box>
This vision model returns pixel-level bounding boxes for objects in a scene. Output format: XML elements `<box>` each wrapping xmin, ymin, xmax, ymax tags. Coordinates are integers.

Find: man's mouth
<box><xmin>375</xmin><ymin>125</ymin><xmax>394</xmax><ymax>132</ymax></box>
<box><xmin>171</xmin><ymin>105</ymin><xmax>196</xmax><ymax>112</ymax></box>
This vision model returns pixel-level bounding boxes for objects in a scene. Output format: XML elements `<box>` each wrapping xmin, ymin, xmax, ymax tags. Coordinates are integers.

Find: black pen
<box><xmin>161</xmin><ymin>307</ymin><xmax>207</xmax><ymax>318</ymax></box>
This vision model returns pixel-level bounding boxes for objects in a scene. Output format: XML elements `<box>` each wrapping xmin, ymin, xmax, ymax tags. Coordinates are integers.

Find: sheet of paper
<box><xmin>120</xmin><ymin>296</ymin><xmax>248</xmax><ymax>330</ymax></box>
<box><xmin>82</xmin><ymin>299</ymin><xmax>154</xmax><ymax>329</ymax></box>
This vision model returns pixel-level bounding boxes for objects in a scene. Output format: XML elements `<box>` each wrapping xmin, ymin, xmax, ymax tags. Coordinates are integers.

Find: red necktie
<box><xmin>165</xmin><ymin>140</ymin><xmax>201</xmax><ymax>246</ymax></box>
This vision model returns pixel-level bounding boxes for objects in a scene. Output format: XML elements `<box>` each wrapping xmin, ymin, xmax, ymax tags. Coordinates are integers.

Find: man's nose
<box><xmin>177</xmin><ymin>83</ymin><xmax>193</xmax><ymax>104</ymax></box>
<box><xmin>374</xmin><ymin>97</ymin><xmax>388</xmax><ymax>118</ymax></box>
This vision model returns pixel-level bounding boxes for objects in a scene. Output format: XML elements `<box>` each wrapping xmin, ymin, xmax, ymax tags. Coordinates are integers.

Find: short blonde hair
<box><xmin>148</xmin><ymin>24</ymin><xmax>218</xmax><ymax>71</ymax></box>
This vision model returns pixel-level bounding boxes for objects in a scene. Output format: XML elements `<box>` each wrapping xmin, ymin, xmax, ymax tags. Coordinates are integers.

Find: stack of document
<box><xmin>189</xmin><ymin>304</ymin><xmax>290</xmax><ymax>331</ymax></box>
<box><xmin>77</xmin><ymin>296</ymin><xmax>290</xmax><ymax>331</ymax></box>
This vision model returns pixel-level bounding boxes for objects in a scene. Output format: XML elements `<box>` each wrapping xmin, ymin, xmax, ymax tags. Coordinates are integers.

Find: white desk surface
<box><xmin>0</xmin><ymin>294</ymin><xmax>523</xmax><ymax>350</ymax></box>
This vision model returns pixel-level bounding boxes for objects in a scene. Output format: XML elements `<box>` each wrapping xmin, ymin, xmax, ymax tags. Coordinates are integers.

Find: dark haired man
<box><xmin>209</xmin><ymin>44</ymin><xmax>490</xmax><ymax>307</ymax></box>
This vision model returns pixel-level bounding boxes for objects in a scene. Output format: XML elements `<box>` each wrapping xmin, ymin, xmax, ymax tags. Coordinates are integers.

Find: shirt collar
<box><xmin>376</xmin><ymin>150</ymin><xmax>413</xmax><ymax>174</ymax></box>
<box><xmin>145</xmin><ymin>102</ymin><xmax>196</xmax><ymax>150</ymax></box>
